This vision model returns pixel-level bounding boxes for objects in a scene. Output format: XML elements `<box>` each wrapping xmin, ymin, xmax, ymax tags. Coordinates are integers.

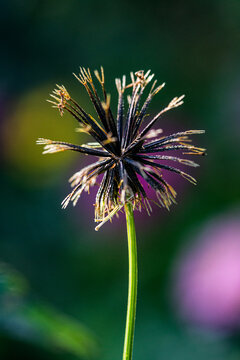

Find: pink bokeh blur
<box><xmin>173</xmin><ymin>210</ymin><xmax>240</xmax><ymax>332</ymax></box>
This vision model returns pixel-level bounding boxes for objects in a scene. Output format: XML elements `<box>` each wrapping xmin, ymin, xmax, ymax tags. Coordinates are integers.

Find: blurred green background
<box><xmin>1</xmin><ymin>0</ymin><xmax>240</xmax><ymax>359</ymax></box>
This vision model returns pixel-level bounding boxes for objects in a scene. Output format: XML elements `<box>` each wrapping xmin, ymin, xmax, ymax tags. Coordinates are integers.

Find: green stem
<box><xmin>122</xmin><ymin>202</ymin><xmax>137</xmax><ymax>360</ymax></box>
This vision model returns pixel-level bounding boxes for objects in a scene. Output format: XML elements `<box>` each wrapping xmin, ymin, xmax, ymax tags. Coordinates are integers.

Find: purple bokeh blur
<box><xmin>173</xmin><ymin>210</ymin><xmax>240</xmax><ymax>333</ymax></box>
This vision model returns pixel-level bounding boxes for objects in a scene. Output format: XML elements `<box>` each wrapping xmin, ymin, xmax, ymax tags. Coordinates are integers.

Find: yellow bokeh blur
<box><xmin>4</xmin><ymin>85</ymin><xmax>88</xmax><ymax>186</ymax></box>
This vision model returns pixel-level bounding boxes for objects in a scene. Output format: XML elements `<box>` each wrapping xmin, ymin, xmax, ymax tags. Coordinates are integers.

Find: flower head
<box><xmin>37</xmin><ymin>67</ymin><xmax>205</xmax><ymax>230</ymax></box>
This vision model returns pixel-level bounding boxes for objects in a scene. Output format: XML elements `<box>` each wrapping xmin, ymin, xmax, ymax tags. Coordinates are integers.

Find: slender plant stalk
<box><xmin>122</xmin><ymin>202</ymin><xmax>138</xmax><ymax>360</ymax></box>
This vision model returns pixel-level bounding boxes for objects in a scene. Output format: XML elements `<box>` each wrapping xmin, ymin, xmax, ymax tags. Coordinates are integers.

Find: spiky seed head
<box><xmin>37</xmin><ymin>68</ymin><xmax>206</xmax><ymax>230</ymax></box>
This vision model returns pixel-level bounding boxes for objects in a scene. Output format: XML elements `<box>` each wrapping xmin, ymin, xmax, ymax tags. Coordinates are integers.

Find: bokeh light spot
<box><xmin>3</xmin><ymin>85</ymin><xmax>87</xmax><ymax>186</ymax></box>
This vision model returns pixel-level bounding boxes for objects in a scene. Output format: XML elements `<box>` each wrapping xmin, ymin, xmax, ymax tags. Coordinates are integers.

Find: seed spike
<box><xmin>38</xmin><ymin>67</ymin><xmax>205</xmax><ymax>228</ymax></box>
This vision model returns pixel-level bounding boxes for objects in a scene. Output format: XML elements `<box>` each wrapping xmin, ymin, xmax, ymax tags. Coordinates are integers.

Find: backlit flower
<box><xmin>37</xmin><ymin>68</ymin><xmax>205</xmax><ymax>230</ymax></box>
